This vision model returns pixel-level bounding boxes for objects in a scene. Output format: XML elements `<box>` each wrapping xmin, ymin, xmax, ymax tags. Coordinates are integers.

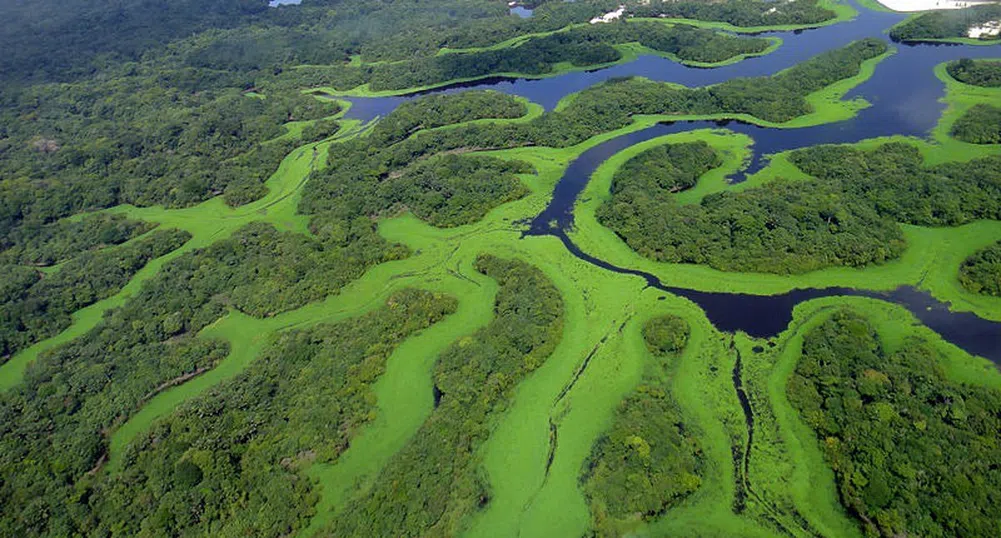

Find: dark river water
<box><xmin>336</xmin><ymin>3</ymin><xmax>1001</xmax><ymax>363</ymax></box>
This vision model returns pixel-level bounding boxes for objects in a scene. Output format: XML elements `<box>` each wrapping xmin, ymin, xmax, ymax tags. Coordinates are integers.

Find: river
<box><xmin>334</xmin><ymin>2</ymin><xmax>1001</xmax><ymax>362</ymax></box>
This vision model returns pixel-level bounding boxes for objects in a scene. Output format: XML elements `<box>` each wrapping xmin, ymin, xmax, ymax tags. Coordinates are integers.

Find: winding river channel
<box><xmin>337</xmin><ymin>3</ymin><xmax>1001</xmax><ymax>363</ymax></box>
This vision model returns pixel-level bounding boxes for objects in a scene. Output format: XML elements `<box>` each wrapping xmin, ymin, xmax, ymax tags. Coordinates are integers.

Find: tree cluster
<box><xmin>0</xmin><ymin>214</ymin><xmax>153</xmax><ymax>266</ymax></box>
<box><xmin>959</xmin><ymin>241</ymin><xmax>1001</xmax><ymax>296</ymax></box>
<box><xmin>289</xmin><ymin>22</ymin><xmax>772</xmax><ymax>92</ymax></box>
<box><xmin>0</xmin><ymin>228</ymin><xmax>190</xmax><ymax>361</ymax></box>
<box><xmin>951</xmin><ymin>104</ymin><xmax>1001</xmax><ymax>144</ymax></box>
<box><xmin>788</xmin><ymin>310</ymin><xmax>1001</xmax><ymax>537</ymax></box>
<box><xmin>947</xmin><ymin>58</ymin><xmax>1001</xmax><ymax>87</ymax></box>
<box><xmin>582</xmin><ymin>314</ymin><xmax>702</xmax><ymax>535</ymax></box>
<box><xmin>0</xmin><ymin>221</ymin><xmax>399</xmax><ymax>535</ymax></box>
<box><xmin>92</xmin><ymin>289</ymin><xmax>457</xmax><ymax>536</ymax></box>
<box><xmin>326</xmin><ymin>255</ymin><xmax>565</xmax><ymax>537</ymax></box>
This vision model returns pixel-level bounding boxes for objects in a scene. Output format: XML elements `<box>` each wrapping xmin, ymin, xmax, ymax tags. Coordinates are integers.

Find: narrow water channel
<box><xmin>334</xmin><ymin>3</ymin><xmax>1001</xmax><ymax>363</ymax></box>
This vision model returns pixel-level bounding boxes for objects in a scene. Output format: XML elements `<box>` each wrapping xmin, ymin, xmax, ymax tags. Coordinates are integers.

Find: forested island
<box><xmin>1</xmin><ymin>1</ymin><xmax>1001</xmax><ymax>537</ymax></box>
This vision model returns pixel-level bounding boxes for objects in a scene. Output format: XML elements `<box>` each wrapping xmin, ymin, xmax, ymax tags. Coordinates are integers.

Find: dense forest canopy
<box><xmin>947</xmin><ymin>58</ymin><xmax>1001</xmax><ymax>87</ymax></box>
<box><xmin>327</xmin><ymin>255</ymin><xmax>565</xmax><ymax>536</ymax></box>
<box><xmin>287</xmin><ymin>22</ymin><xmax>773</xmax><ymax>92</ymax></box>
<box><xmin>581</xmin><ymin>314</ymin><xmax>702</xmax><ymax>534</ymax></box>
<box><xmin>960</xmin><ymin>241</ymin><xmax>1001</xmax><ymax>296</ymax></box>
<box><xmin>3</xmin><ymin>0</ymin><xmax>1001</xmax><ymax>536</ymax></box>
<box><xmin>94</xmin><ymin>289</ymin><xmax>458</xmax><ymax>536</ymax></box>
<box><xmin>788</xmin><ymin>310</ymin><xmax>1001</xmax><ymax>537</ymax></box>
<box><xmin>951</xmin><ymin>103</ymin><xmax>1001</xmax><ymax>144</ymax></box>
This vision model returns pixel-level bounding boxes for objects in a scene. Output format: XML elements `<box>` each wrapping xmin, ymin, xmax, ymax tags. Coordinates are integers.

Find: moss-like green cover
<box><xmin>4</xmin><ymin>26</ymin><xmax>1001</xmax><ymax>538</ymax></box>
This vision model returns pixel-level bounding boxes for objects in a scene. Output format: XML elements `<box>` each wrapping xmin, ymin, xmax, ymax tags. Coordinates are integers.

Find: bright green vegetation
<box><xmin>951</xmin><ymin>103</ymin><xmax>1001</xmax><ymax>144</ymax></box>
<box><xmin>788</xmin><ymin>309</ymin><xmax>1001</xmax><ymax>537</ymax></box>
<box><xmin>0</xmin><ymin>228</ymin><xmax>190</xmax><ymax>361</ymax></box>
<box><xmin>0</xmin><ymin>214</ymin><xmax>154</xmax><ymax>266</ymax></box>
<box><xmin>581</xmin><ymin>314</ymin><xmax>703</xmax><ymax>536</ymax></box>
<box><xmin>889</xmin><ymin>4</ymin><xmax>1001</xmax><ymax>44</ymax></box>
<box><xmin>92</xmin><ymin>289</ymin><xmax>457</xmax><ymax>536</ymax></box>
<box><xmin>325</xmin><ymin>255</ymin><xmax>564</xmax><ymax>536</ymax></box>
<box><xmin>959</xmin><ymin>242</ymin><xmax>1001</xmax><ymax>296</ymax></box>
<box><xmin>5</xmin><ymin>2</ymin><xmax>1001</xmax><ymax>536</ymax></box>
<box><xmin>947</xmin><ymin>58</ymin><xmax>1001</xmax><ymax>87</ymax></box>
<box><xmin>290</xmin><ymin>22</ymin><xmax>774</xmax><ymax>93</ymax></box>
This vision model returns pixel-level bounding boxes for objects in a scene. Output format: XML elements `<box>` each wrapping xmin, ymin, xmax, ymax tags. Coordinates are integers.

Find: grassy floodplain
<box><xmin>570</xmin><ymin>57</ymin><xmax>1001</xmax><ymax>323</ymax></box>
<box><xmin>4</xmin><ymin>21</ymin><xmax>1000</xmax><ymax>538</ymax></box>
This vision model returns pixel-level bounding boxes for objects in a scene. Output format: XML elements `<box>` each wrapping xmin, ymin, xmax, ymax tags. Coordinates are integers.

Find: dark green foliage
<box><xmin>0</xmin><ymin>221</ymin><xmax>398</xmax><ymax>535</ymax></box>
<box><xmin>0</xmin><ymin>266</ymin><xmax>41</xmax><ymax>305</ymax></box>
<box><xmin>0</xmin><ymin>81</ymin><xmax>339</xmax><ymax>237</ymax></box>
<box><xmin>947</xmin><ymin>58</ymin><xmax>1001</xmax><ymax>87</ymax></box>
<box><xmin>303</xmin><ymin>41</ymin><xmax>886</xmax><ymax>241</ymax></box>
<box><xmin>582</xmin><ymin>314</ymin><xmax>701</xmax><ymax>534</ymax></box>
<box><xmin>302</xmin><ymin>92</ymin><xmax>536</xmax><ymax>230</ymax></box>
<box><xmin>92</xmin><ymin>289</ymin><xmax>457</xmax><ymax>537</ymax></box>
<box><xmin>326</xmin><ymin>255</ymin><xmax>564</xmax><ymax>537</ymax></box>
<box><xmin>612</xmin><ymin>141</ymin><xmax>722</xmax><ymax>195</ymax></box>
<box><xmin>368</xmin><ymin>91</ymin><xmax>528</xmax><ymax>147</ymax></box>
<box><xmin>562</xmin><ymin>37</ymin><xmax>887</xmax><ymax>124</ymax></box>
<box><xmin>297</xmin><ymin>22</ymin><xmax>772</xmax><ymax>92</ymax></box>
<box><xmin>790</xmin><ymin>142</ymin><xmax>1001</xmax><ymax>226</ymax></box>
<box><xmin>0</xmin><ymin>214</ymin><xmax>154</xmax><ymax>266</ymax></box>
<box><xmin>787</xmin><ymin>310</ymin><xmax>1001</xmax><ymax>537</ymax></box>
<box><xmin>951</xmin><ymin>104</ymin><xmax>1001</xmax><ymax>144</ymax></box>
<box><xmin>0</xmin><ymin>228</ymin><xmax>191</xmax><ymax>361</ymax></box>
<box><xmin>597</xmin><ymin>140</ymin><xmax>905</xmax><ymax>274</ymax></box>
<box><xmin>630</xmin><ymin>0</ymin><xmax>837</xmax><ymax>27</ymax></box>
<box><xmin>890</xmin><ymin>4</ymin><xmax>1001</xmax><ymax>42</ymax></box>
<box><xmin>642</xmin><ymin>314</ymin><xmax>692</xmax><ymax>357</ymax></box>
<box><xmin>959</xmin><ymin>241</ymin><xmax>1001</xmax><ymax>296</ymax></box>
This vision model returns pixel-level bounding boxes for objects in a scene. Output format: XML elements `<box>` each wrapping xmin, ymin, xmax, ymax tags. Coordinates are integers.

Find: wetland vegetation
<box><xmin>2</xmin><ymin>1</ymin><xmax>1001</xmax><ymax>537</ymax></box>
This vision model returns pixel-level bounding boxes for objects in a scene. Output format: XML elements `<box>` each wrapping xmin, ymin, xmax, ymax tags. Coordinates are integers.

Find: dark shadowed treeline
<box><xmin>947</xmin><ymin>58</ymin><xmax>1001</xmax><ymax>87</ymax></box>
